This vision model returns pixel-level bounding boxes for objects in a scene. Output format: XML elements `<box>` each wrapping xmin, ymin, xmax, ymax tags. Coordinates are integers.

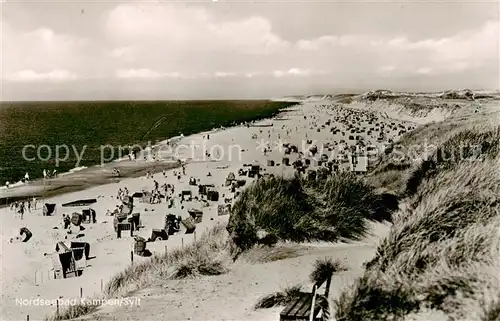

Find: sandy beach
<box><xmin>0</xmin><ymin>99</ymin><xmax>420</xmax><ymax>321</ymax></box>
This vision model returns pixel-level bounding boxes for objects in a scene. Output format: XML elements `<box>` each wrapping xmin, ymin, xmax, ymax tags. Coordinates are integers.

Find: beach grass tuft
<box><xmin>227</xmin><ymin>172</ymin><xmax>398</xmax><ymax>258</ymax></box>
<box><xmin>105</xmin><ymin>223</ymin><xmax>229</xmax><ymax>297</ymax></box>
<box><xmin>254</xmin><ymin>284</ymin><xmax>303</xmax><ymax>309</ymax></box>
<box><xmin>43</xmin><ymin>297</ymin><xmax>102</xmax><ymax>321</ymax></box>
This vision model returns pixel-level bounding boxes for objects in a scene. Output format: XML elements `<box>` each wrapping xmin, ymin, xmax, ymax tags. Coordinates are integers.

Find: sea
<box><xmin>0</xmin><ymin>100</ymin><xmax>296</xmax><ymax>186</ymax></box>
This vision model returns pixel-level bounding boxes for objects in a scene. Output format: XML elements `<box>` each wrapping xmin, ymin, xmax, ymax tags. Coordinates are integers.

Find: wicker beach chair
<box><xmin>117</xmin><ymin>222</ymin><xmax>133</xmax><ymax>238</ymax></box>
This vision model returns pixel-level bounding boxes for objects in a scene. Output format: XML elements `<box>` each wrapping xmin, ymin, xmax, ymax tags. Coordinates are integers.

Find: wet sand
<box><xmin>0</xmin><ymin>160</ymin><xmax>181</xmax><ymax>208</ymax></box>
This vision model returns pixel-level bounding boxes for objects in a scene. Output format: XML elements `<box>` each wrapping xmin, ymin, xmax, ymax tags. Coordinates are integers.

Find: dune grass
<box><xmin>105</xmin><ymin>223</ymin><xmax>229</xmax><ymax>297</ymax></box>
<box><xmin>43</xmin><ymin>299</ymin><xmax>102</xmax><ymax>321</ymax></box>
<box><xmin>254</xmin><ymin>284</ymin><xmax>303</xmax><ymax>309</ymax></box>
<box><xmin>239</xmin><ymin>243</ymin><xmax>311</xmax><ymax>264</ymax></box>
<box><xmin>404</xmin><ymin>126</ymin><xmax>500</xmax><ymax>197</ymax></box>
<box><xmin>44</xmin><ymin>223</ymin><xmax>230</xmax><ymax>320</ymax></box>
<box><xmin>334</xmin><ymin>117</ymin><xmax>500</xmax><ymax>320</ymax></box>
<box><xmin>227</xmin><ymin>172</ymin><xmax>398</xmax><ymax>258</ymax></box>
<box><xmin>367</xmin><ymin>108</ymin><xmax>499</xmax><ymax>196</ymax></box>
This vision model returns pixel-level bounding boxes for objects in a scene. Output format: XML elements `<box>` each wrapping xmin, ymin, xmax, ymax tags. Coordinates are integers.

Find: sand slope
<box><xmin>77</xmin><ymin>223</ymin><xmax>390</xmax><ymax>321</ymax></box>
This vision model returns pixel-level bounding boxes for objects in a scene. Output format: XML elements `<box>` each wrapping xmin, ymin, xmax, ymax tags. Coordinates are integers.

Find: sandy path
<box><xmin>77</xmin><ymin>222</ymin><xmax>390</xmax><ymax>321</ymax></box>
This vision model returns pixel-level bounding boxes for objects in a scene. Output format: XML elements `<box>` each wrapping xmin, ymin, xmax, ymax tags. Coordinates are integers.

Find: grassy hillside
<box><xmin>335</xmin><ymin>117</ymin><xmax>500</xmax><ymax>320</ymax></box>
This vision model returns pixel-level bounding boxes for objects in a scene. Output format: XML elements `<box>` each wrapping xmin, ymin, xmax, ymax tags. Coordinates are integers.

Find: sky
<box><xmin>0</xmin><ymin>0</ymin><xmax>499</xmax><ymax>100</ymax></box>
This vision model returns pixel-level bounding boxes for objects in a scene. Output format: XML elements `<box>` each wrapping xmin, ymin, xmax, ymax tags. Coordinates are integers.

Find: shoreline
<box><xmin>0</xmin><ymin>160</ymin><xmax>181</xmax><ymax>208</ymax></box>
<box><xmin>0</xmin><ymin>100</ymin><xmax>296</xmax><ymax>189</ymax></box>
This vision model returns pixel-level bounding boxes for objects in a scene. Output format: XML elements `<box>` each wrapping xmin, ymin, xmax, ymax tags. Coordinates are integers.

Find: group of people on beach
<box><xmin>117</xmin><ymin>187</ymin><xmax>130</xmax><ymax>201</ymax></box>
<box><xmin>111</xmin><ymin>163</ymin><xmax>189</xmax><ymax>212</ymax></box>
<box><xmin>10</xmin><ymin>198</ymin><xmax>38</xmax><ymax>220</ymax></box>
<box><xmin>42</xmin><ymin>169</ymin><xmax>57</xmax><ymax>179</ymax></box>
<box><xmin>4</xmin><ymin>168</ymin><xmax>60</xmax><ymax>189</ymax></box>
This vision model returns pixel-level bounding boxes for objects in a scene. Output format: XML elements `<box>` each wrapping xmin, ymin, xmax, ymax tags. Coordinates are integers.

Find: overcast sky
<box><xmin>1</xmin><ymin>0</ymin><xmax>498</xmax><ymax>100</ymax></box>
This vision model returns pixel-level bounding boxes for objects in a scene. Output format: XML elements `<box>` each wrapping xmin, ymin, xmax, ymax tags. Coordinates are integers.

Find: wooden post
<box><xmin>164</xmin><ymin>245</ymin><xmax>167</xmax><ymax>253</ymax></box>
<box><xmin>80</xmin><ymin>287</ymin><xmax>83</xmax><ymax>298</ymax></box>
<box><xmin>181</xmin><ymin>238</ymin><xmax>184</xmax><ymax>249</ymax></box>
<box><xmin>34</xmin><ymin>271</ymin><xmax>37</xmax><ymax>285</ymax></box>
<box><xmin>194</xmin><ymin>231</ymin><xmax>196</xmax><ymax>243</ymax></box>
<box><xmin>26</xmin><ymin>315</ymin><xmax>29</xmax><ymax>321</ymax></box>
<box><xmin>101</xmin><ymin>279</ymin><xmax>103</xmax><ymax>293</ymax></box>
<box><xmin>56</xmin><ymin>299</ymin><xmax>59</xmax><ymax>317</ymax></box>
<box><xmin>130</xmin><ymin>251</ymin><xmax>133</xmax><ymax>265</ymax></box>
<box><xmin>309</xmin><ymin>285</ymin><xmax>317</xmax><ymax>321</ymax></box>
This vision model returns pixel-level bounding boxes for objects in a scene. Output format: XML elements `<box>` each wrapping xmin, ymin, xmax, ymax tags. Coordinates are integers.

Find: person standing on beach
<box><xmin>19</xmin><ymin>202</ymin><xmax>25</xmax><ymax>220</ymax></box>
<box><xmin>5</xmin><ymin>181</ymin><xmax>9</xmax><ymax>189</ymax></box>
<box><xmin>24</xmin><ymin>172</ymin><xmax>30</xmax><ymax>182</ymax></box>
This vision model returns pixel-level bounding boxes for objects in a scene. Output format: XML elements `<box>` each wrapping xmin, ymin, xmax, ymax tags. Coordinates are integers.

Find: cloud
<box><xmin>6</xmin><ymin>70</ymin><xmax>79</xmax><ymax>82</ymax></box>
<box><xmin>214</xmin><ymin>72</ymin><xmax>238</xmax><ymax>78</ymax></box>
<box><xmin>116</xmin><ymin>69</ymin><xmax>181</xmax><ymax>79</ymax></box>
<box><xmin>378</xmin><ymin>65</ymin><xmax>396</xmax><ymax>74</ymax></box>
<box><xmin>416</xmin><ymin>67</ymin><xmax>432</xmax><ymax>75</ymax></box>
<box><xmin>294</xmin><ymin>19</ymin><xmax>498</xmax><ymax>77</ymax></box>
<box><xmin>110</xmin><ymin>47</ymin><xmax>136</xmax><ymax>63</ymax></box>
<box><xmin>1</xmin><ymin>22</ymin><xmax>88</xmax><ymax>82</ymax></box>
<box><xmin>272</xmin><ymin>68</ymin><xmax>320</xmax><ymax>77</ymax></box>
<box><xmin>1</xmin><ymin>3</ymin><xmax>497</xmax><ymax>99</ymax></box>
<box><xmin>105</xmin><ymin>4</ymin><xmax>289</xmax><ymax>56</ymax></box>
<box><xmin>287</xmin><ymin>68</ymin><xmax>311</xmax><ymax>76</ymax></box>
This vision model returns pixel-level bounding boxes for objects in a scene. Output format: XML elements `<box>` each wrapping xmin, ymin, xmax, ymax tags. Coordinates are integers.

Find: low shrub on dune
<box><xmin>227</xmin><ymin>176</ymin><xmax>314</xmax><ymax>256</ymax></box>
<box><xmin>227</xmin><ymin>173</ymin><xmax>397</xmax><ymax>257</ymax></box>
